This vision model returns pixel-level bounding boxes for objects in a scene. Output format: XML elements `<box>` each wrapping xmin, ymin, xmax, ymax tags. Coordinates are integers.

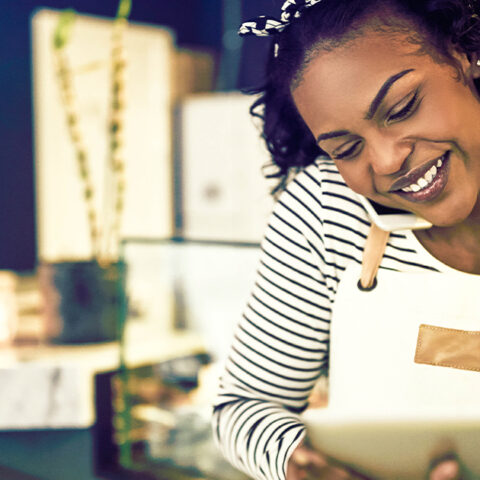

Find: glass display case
<box><xmin>110</xmin><ymin>238</ymin><xmax>261</xmax><ymax>480</ymax></box>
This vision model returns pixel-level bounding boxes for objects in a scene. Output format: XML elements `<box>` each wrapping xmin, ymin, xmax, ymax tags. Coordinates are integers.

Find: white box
<box><xmin>32</xmin><ymin>9</ymin><xmax>175</xmax><ymax>261</ymax></box>
<box><xmin>180</xmin><ymin>92</ymin><xmax>274</xmax><ymax>243</ymax></box>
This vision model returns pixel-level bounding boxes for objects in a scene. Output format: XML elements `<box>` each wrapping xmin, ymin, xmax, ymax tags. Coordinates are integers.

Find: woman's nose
<box><xmin>366</xmin><ymin>137</ymin><xmax>414</xmax><ymax>176</ymax></box>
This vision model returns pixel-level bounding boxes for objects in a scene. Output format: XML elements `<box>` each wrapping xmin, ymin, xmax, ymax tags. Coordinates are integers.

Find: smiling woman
<box><xmin>292</xmin><ymin>27</ymin><xmax>480</xmax><ymax>230</ymax></box>
<box><xmin>212</xmin><ymin>1</ymin><xmax>480</xmax><ymax>480</ymax></box>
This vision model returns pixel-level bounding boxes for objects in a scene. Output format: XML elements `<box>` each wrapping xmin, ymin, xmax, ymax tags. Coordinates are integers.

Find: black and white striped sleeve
<box><xmin>212</xmin><ymin>171</ymin><xmax>334</xmax><ymax>480</ymax></box>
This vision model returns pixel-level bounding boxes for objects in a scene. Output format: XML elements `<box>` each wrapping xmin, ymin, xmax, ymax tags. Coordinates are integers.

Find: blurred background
<box><xmin>0</xmin><ymin>1</ymin><xmax>284</xmax><ymax>479</ymax></box>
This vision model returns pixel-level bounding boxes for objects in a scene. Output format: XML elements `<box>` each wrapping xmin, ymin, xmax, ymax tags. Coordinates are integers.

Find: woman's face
<box><xmin>292</xmin><ymin>25</ymin><xmax>480</xmax><ymax>227</ymax></box>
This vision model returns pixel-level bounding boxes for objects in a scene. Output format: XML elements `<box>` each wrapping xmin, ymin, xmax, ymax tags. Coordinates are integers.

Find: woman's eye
<box><xmin>386</xmin><ymin>91</ymin><xmax>420</xmax><ymax>123</ymax></box>
<box><xmin>332</xmin><ymin>140</ymin><xmax>362</xmax><ymax>160</ymax></box>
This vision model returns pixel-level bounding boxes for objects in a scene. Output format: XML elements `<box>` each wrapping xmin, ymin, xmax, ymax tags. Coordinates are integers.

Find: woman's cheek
<box><xmin>335</xmin><ymin>162</ymin><xmax>373</xmax><ymax>196</ymax></box>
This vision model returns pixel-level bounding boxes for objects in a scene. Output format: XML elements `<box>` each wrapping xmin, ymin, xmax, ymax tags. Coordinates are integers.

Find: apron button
<box><xmin>357</xmin><ymin>277</ymin><xmax>378</xmax><ymax>292</ymax></box>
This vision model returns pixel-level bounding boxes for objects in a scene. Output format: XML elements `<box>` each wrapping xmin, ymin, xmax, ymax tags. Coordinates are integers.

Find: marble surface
<box><xmin>0</xmin><ymin>365</ymin><xmax>86</xmax><ymax>429</ymax></box>
<box><xmin>0</xmin><ymin>331</ymin><xmax>205</xmax><ymax>430</ymax></box>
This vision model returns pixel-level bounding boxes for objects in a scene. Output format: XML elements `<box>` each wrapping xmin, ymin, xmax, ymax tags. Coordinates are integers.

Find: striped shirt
<box><xmin>212</xmin><ymin>158</ymin><xmax>443</xmax><ymax>480</ymax></box>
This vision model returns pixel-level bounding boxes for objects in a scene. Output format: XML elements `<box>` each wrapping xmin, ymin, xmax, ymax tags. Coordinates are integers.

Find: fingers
<box><xmin>429</xmin><ymin>451</ymin><xmax>463</xmax><ymax>480</ymax></box>
<box><xmin>287</xmin><ymin>443</ymin><xmax>369</xmax><ymax>480</ymax></box>
<box><xmin>429</xmin><ymin>459</ymin><xmax>461</xmax><ymax>480</ymax></box>
<box><xmin>287</xmin><ymin>444</ymin><xmax>327</xmax><ymax>480</ymax></box>
<box><xmin>287</xmin><ymin>460</ymin><xmax>353</xmax><ymax>480</ymax></box>
<box><xmin>291</xmin><ymin>443</ymin><xmax>329</xmax><ymax>470</ymax></box>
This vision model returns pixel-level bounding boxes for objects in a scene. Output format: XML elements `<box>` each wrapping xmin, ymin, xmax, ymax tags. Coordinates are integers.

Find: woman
<box><xmin>212</xmin><ymin>1</ymin><xmax>480</xmax><ymax>479</ymax></box>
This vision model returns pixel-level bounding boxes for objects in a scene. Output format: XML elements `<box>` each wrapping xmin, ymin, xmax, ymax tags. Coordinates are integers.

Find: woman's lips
<box><xmin>390</xmin><ymin>152</ymin><xmax>450</xmax><ymax>203</ymax></box>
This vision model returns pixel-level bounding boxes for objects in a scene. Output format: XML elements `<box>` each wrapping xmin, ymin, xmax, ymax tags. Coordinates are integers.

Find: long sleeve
<box><xmin>212</xmin><ymin>168</ymin><xmax>334</xmax><ymax>480</ymax></box>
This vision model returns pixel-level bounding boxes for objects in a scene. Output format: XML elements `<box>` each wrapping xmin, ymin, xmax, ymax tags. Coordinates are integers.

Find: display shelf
<box><xmin>109</xmin><ymin>239</ymin><xmax>255</xmax><ymax>480</ymax></box>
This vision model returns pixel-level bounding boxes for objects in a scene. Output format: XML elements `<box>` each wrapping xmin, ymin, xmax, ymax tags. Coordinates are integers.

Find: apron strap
<box><xmin>359</xmin><ymin>224</ymin><xmax>390</xmax><ymax>290</ymax></box>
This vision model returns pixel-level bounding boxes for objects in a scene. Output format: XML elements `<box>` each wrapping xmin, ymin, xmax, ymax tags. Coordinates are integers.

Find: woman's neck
<box><xmin>414</xmin><ymin>218</ymin><xmax>480</xmax><ymax>274</ymax></box>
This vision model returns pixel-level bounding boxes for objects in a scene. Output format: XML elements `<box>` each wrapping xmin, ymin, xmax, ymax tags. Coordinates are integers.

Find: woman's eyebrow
<box><xmin>364</xmin><ymin>68</ymin><xmax>415</xmax><ymax>120</ymax></box>
<box><xmin>316</xmin><ymin>130</ymin><xmax>350</xmax><ymax>143</ymax></box>
<box><xmin>315</xmin><ymin>69</ymin><xmax>415</xmax><ymax>144</ymax></box>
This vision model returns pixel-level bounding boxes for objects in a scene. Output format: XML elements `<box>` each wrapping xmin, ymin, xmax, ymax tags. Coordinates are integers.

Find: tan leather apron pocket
<box><xmin>415</xmin><ymin>324</ymin><xmax>480</xmax><ymax>372</ymax></box>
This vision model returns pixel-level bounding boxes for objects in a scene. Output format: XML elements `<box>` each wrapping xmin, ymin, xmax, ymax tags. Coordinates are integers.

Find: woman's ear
<box><xmin>468</xmin><ymin>52</ymin><xmax>480</xmax><ymax>79</ymax></box>
<box><xmin>449</xmin><ymin>47</ymin><xmax>480</xmax><ymax>80</ymax></box>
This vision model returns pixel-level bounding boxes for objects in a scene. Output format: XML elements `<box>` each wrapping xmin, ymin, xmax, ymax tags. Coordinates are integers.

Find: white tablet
<box><xmin>303</xmin><ymin>407</ymin><xmax>480</xmax><ymax>480</ymax></box>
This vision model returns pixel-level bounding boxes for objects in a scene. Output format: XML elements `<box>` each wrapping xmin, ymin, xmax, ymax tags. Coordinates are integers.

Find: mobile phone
<box><xmin>356</xmin><ymin>194</ymin><xmax>432</xmax><ymax>231</ymax></box>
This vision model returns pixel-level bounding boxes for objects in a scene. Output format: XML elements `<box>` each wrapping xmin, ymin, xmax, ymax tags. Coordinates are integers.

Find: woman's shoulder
<box><xmin>294</xmin><ymin>157</ymin><xmax>347</xmax><ymax>190</ymax></box>
<box><xmin>289</xmin><ymin>157</ymin><xmax>362</xmax><ymax>200</ymax></box>
<box><xmin>281</xmin><ymin>157</ymin><xmax>371</xmax><ymax>230</ymax></box>
<box><xmin>303</xmin><ymin>156</ymin><xmax>346</xmax><ymax>183</ymax></box>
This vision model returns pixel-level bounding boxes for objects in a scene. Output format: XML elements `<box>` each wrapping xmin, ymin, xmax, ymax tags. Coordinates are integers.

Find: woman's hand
<box><xmin>287</xmin><ymin>443</ymin><xmax>465</xmax><ymax>480</ymax></box>
<box><xmin>428</xmin><ymin>453</ymin><xmax>462</xmax><ymax>480</ymax></box>
<box><xmin>286</xmin><ymin>441</ymin><xmax>371</xmax><ymax>480</ymax></box>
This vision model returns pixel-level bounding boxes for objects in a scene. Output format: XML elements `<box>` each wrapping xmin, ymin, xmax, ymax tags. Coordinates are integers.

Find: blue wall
<box><xmin>0</xmin><ymin>0</ymin><xmax>277</xmax><ymax>270</ymax></box>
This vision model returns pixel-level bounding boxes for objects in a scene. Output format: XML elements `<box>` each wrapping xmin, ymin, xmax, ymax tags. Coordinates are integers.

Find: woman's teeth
<box><xmin>401</xmin><ymin>158</ymin><xmax>443</xmax><ymax>193</ymax></box>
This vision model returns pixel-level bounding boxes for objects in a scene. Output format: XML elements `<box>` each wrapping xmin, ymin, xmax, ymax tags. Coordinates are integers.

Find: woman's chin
<box><xmin>410</xmin><ymin>190</ymin><xmax>480</xmax><ymax>228</ymax></box>
<box><xmin>422</xmin><ymin>206</ymin><xmax>475</xmax><ymax>228</ymax></box>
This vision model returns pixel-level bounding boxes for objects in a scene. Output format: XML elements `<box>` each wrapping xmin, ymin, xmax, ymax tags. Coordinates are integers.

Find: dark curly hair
<box><xmin>249</xmin><ymin>0</ymin><xmax>480</xmax><ymax>193</ymax></box>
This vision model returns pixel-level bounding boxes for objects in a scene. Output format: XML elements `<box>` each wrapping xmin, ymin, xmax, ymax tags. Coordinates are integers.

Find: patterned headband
<box><xmin>238</xmin><ymin>0</ymin><xmax>323</xmax><ymax>37</ymax></box>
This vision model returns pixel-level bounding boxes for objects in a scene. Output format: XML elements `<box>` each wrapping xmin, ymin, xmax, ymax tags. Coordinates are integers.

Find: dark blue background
<box><xmin>0</xmin><ymin>0</ymin><xmax>278</xmax><ymax>270</ymax></box>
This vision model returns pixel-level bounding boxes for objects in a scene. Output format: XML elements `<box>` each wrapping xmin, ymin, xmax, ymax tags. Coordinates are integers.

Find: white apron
<box><xmin>303</xmin><ymin>225</ymin><xmax>480</xmax><ymax>480</ymax></box>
